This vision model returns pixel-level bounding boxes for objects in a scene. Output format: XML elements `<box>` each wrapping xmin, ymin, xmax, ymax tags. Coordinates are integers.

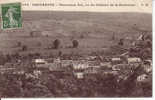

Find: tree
<box><xmin>118</xmin><ymin>39</ymin><xmax>124</xmax><ymax>46</ymax></box>
<box><xmin>146</xmin><ymin>40</ymin><xmax>152</xmax><ymax>48</ymax></box>
<box><xmin>22</xmin><ymin>45</ymin><xmax>28</xmax><ymax>51</ymax></box>
<box><xmin>0</xmin><ymin>53</ymin><xmax>6</xmax><ymax>65</ymax></box>
<box><xmin>13</xmin><ymin>53</ymin><xmax>20</xmax><ymax>59</ymax></box>
<box><xmin>72</xmin><ymin>40</ymin><xmax>79</xmax><ymax>48</ymax></box>
<box><xmin>17</xmin><ymin>42</ymin><xmax>22</xmax><ymax>47</ymax></box>
<box><xmin>80</xmin><ymin>34</ymin><xmax>85</xmax><ymax>39</ymax></box>
<box><xmin>30</xmin><ymin>31</ymin><xmax>34</xmax><ymax>37</ymax></box>
<box><xmin>145</xmin><ymin>34</ymin><xmax>152</xmax><ymax>41</ymax></box>
<box><xmin>112</xmin><ymin>33</ymin><xmax>115</xmax><ymax>40</ymax></box>
<box><xmin>53</xmin><ymin>39</ymin><xmax>61</xmax><ymax>49</ymax></box>
<box><xmin>58</xmin><ymin>51</ymin><xmax>62</xmax><ymax>57</ymax></box>
<box><xmin>6</xmin><ymin>54</ymin><xmax>11</xmax><ymax>62</ymax></box>
<box><xmin>37</xmin><ymin>42</ymin><xmax>41</xmax><ymax>47</ymax></box>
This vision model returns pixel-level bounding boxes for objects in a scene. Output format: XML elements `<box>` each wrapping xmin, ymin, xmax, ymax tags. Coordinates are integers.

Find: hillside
<box><xmin>0</xmin><ymin>11</ymin><xmax>152</xmax><ymax>54</ymax></box>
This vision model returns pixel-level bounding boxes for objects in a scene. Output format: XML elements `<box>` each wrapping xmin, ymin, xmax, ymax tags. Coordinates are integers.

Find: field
<box><xmin>0</xmin><ymin>11</ymin><xmax>152</xmax><ymax>55</ymax></box>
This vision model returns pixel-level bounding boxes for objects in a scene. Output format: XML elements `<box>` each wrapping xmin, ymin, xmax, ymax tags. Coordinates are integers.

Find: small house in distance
<box><xmin>33</xmin><ymin>59</ymin><xmax>49</xmax><ymax>68</ymax></box>
<box><xmin>111</xmin><ymin>57</ymin><xmax>122</xmax><ymax>65</ymax></box>
<box><xmin>127</xmin><ymin>57</ymin><xmax>141</xmax><ymax>65</ymax></box>
<box><xmin>73</xmin><ymin>72</ymin><xmax>84</xmax><ymax>79</ymax></box>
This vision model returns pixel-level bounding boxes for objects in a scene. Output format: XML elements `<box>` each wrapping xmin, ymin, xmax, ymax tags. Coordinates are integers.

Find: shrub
<box><xmin>53</xmin><ymin>39</ymin><xmax>61</xmax><ymax>49</ymax></box>
<box><xmin>72</xmin><ymin>40</ymin><xmax>79</xmax><ymax>48</ymax></box>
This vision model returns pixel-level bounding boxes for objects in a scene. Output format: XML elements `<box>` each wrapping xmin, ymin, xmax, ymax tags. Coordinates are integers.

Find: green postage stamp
<box><xmin>1</xmin><ymin>3</ymin><xmax>22</xmax><ymax>29</ymax></box>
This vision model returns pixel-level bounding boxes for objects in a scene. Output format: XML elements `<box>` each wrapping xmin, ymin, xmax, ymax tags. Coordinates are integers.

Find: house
<box><xmin>25</xmin><ymin>73</ymin><xmax>36</xmax><ymax>79</ymax></box>
<box><xmin>84</xmin><ymin>67</ymin><xmax>99</xmax><ymax>74</ymax></box>
<box><xmin>111</xmin><ymin>57</ymin><xmax>122</xmax><ymax>65</ymax></box>
<box><xmin>87</xmin><ymin>61</ymin><xmax>100</xmax><ymax>67</ymax></box>
<box><xmin>100</xmin><ymin>62</ymin><xmax>111</xmax><ymax>68</ymax></box>
<box><xmin>48</xmin><ymin>62</ymin><xmax>62</xmax><ymax>71</ymax></box>
<box><xmin>137</xmin><ymin>74</ymin><xmax>148</xmax><ymax>82</ymax></box>
<box><xmin>0</xmin><ymin>68</ymin><xmax>16</xmax><ymax>74</ymax></box>
<box><xmin>111</xmin><ymin>58</ymin><xmax>121</xmax><ymax>61</ymax></box>
<box><xmin>72</xmin><ymin>61</ymin><xmax>89</xmax><ymax>70</ymax></box>
<box><xmin>33</xmin><ymin>58</ymin><xmax>58</xmax><ymax>69</ymax></box>
<box><xmin>85</xmin><ymin>56</ymin><xmax>97</xmax><ymax>61</ymax></box>
<box><xmin>143</xmin><ymin>60</ymin><xmax>152</xmax><ymax>73</ymax></box>
<box><xmin>61</xmin><ymin>60</ymin><xmax>73</xmax><ymax>67</ymax></box>
<box><xmin>33</xmin><ymin>70</ymin><xmax>42</xmax><ymax>78</ymax></box>
<box><xmin>74</xmin><ymin>72</ymin><xmax>84</xmax><ymax>79</ymax></box>
<box><xmin>112</xmin><ymin>64</ymin><xmax>132</xmax><ymax>71</ymax></box>
<box><xmin>46</xmin><ymin>58</ymin><xmax>54</xmax><ymax>63</ymax></box>
<box><xmin>34</xmin><ymin>59</ymin><xmax>47</xmax><ymax>64</ymax></box>
<box><xmin>144</xmin><ymin>60</ymin><xmax>152</xmax><ymax>66</ymax></box>
<box><xmin>33</xmin><ymin>59</ymin><xmax>48</xmax><ymax>68</ymax></box>
<box><xmin>127</xmin><ymin>57</ymin><xmax>141</xmax><ymax>64</ymax></box>
<box><xmin>12</xmin><ymin>70</ymin><xmax>25</xmax><ymax>75</ymax></box>
<box><xmin>101</xmin><ymin>70</ymin><xmax>118</xmax><ymax>76</ymax></box>
<box><xmin>53</xmin><ymin>58</ymin><xmax>61</xmax><ymax>63</ymax></box>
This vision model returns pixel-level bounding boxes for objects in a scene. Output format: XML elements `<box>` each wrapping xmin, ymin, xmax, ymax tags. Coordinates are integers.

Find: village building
<box><xmin>112</xmin><ymin>64</ymin><xmax>128</xmax><ymax>71</ymax></box>
<box><xmin>127</xmin><ymin>57</ymin><xmax>141</xmax><ymax>64</ymax></box>
<box><xmin>48</xmin><ymin>62</ymin><xmax>62</xmax><ymax>71</ymax></box>
<box><xmin>84</xmin><ymin>67</ymin><xmax>99</xmax><ymax>74</ymax></box>
<box><xmin>12</xmin><ymin>70</ymin><xmax>25</xmax><ymax>75</ymax></box>
<box><xmin>33</xmin><ymin>59</ymin><xmax>49</xmax><ymax>68</ymax></box>
<box><xmin>111</xmin><ymin>57</ymin><xmax>122</xmax><ymax>65</ymax></box>
<box><xmin>34</xmin><ymin>59</ymin><xmax>47</xmax><ymax>64</ymax></box>
<box><xmin>72</xmin><ymin>61</ymin><xmax>89</xmax><ymax>70</ymax></box>
<box><xmin>101</xmin><ymin>70</ymin><xmax>118</xmax><ymax>76</ymax></box>
<box><xmin>87</xmin><ymin>61</ymin><xmax>100</xmax><ymax>67</ymax></box>
<box><xmin>143</xmin><ymin>60</ymin><xmax>152</xmax><ymax>73</ymax></box>
<box><xmin>61</xmin><ymin>60</ymin><xmax>73</xmax><ymax>67</ymax></box>
<box><xmin>73</xmin><ymin>72</ymin><xmax>84</xmax><ymax>79</ymax></box>
<box><xmin>53</xmin><ymin>58</ymin><xmax>61</xmax><ymax>63</ymax></box>
<box><xmin>85</xmin><ymin>56</ymin><xmax>97</xmax><ymax>61</ymax></box>
<box><xmin>137</xmin><ymin>74</ymin><xmax>149</xmax><ymax>83</ymax></box>
<box><xmin>100</xmin><ymin>62</ymin><xmax>112</xmax><ymax>69</ymax></box>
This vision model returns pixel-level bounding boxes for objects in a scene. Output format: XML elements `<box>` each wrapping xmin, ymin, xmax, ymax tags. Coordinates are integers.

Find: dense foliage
<box><xmin>0</xmin><ymin>67</ymin><xmax>152</xmax><ymax>97</ymax></box>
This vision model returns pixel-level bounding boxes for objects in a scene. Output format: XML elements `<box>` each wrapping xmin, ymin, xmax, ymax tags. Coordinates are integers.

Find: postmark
<box><xmin>1</xmin><ymin>3</ymin><xmax>22</xmax><ymax>29</ymax></box>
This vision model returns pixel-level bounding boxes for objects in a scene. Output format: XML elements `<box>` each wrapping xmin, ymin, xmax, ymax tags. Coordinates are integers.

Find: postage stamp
<box><xmin>1</xmin><ymin>3</ymin><xmax>22</xmax><ymax>29</ymax></box>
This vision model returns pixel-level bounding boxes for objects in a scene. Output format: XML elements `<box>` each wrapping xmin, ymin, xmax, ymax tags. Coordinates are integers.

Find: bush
<box><xmin>30</xmin><ymin>31</ymin><xmax>34</xmax><ymax>37</ymax></box>
<box><xmin>72</xmin><ymin>40</ymin><xmax>79</xmax><ymax>48</ymax></box>
<box><xmin>118</xmin><ymin>39</ymin><xmax>124</xmax><ymax>46</ymax></box>
<box><xmin>53</xmin><ymin>39</ymin><xmax>61</xmax><ymax>49</ymax></box>
<box><xmin>22</xmin><ymin>45</ymin><xmax>28</xmax><ymax>51</ymax></box>
<box><xmin>17</xmin><ymin>42</ymin><xmax>22</xmax><ymax>47</ymax></box>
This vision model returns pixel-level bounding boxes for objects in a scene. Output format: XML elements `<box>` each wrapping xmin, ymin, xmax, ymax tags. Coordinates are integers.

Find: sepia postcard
<box><xmin>0</xmin><ymin>0</ymin><xmax>152</xmax><ymax>98</ymax></box>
